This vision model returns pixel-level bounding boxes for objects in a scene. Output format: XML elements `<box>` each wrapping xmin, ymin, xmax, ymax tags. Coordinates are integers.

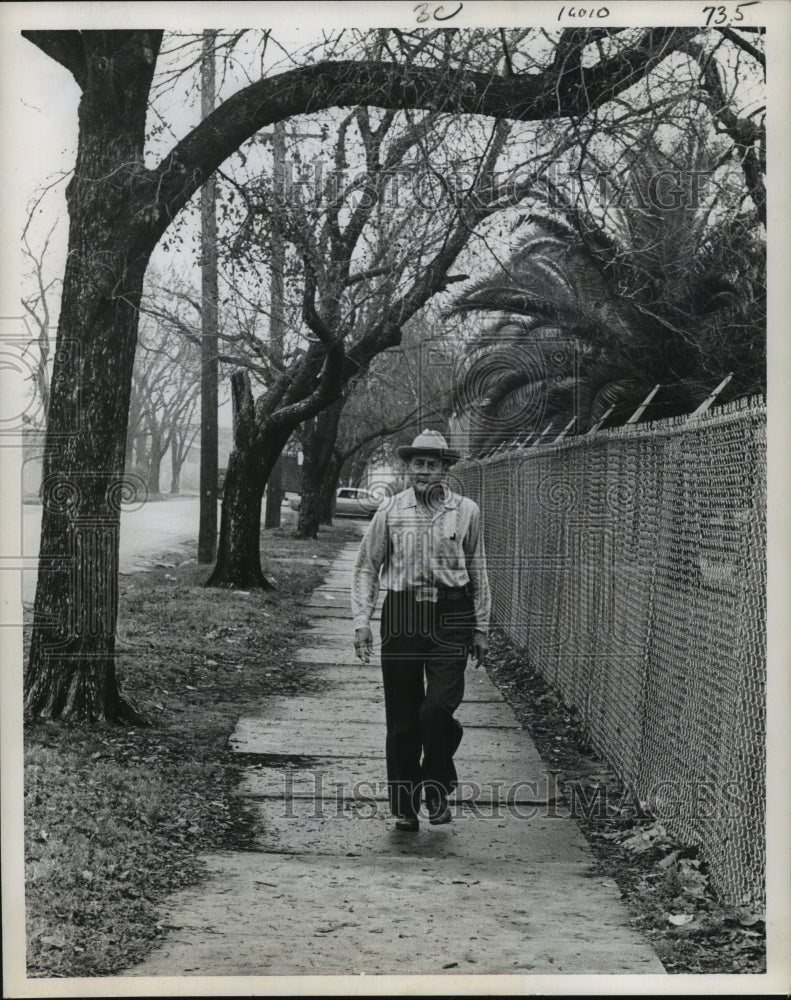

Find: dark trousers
<box><xmin>380</xmin><ymin>589</ymin><xmax>475</xmax><ymax>818</ymax></box>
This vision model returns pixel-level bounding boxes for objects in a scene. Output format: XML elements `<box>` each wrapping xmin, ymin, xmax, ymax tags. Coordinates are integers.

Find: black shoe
<box><xmin>394</xmin><ymin>815</ymin><xmax>419</xmax><ymax>832</ymax></box>
<box><xmin>426</xmin><ymin>791</ymin><xmax>452</xmax><ymax>825</ymax></box>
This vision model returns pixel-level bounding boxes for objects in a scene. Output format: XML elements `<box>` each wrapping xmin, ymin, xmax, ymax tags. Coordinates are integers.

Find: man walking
<box><xmin>351</xmin><ymin>430</ymin><xmax>491</xmax><ymax>831</ymax></box>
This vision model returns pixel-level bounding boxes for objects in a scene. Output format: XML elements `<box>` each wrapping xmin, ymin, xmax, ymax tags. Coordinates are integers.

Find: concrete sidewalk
<box><xmin>130</xmin><ymin>542</ymin><xmax>663</xmax><ymax>978</ymax></box>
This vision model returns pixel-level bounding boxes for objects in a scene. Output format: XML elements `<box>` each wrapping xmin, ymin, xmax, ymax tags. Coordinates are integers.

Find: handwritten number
<box><xmin>434</xmin><ymin>3</ymin><xmax>463</xmax><ymax>20</ymax></box>
<box><xmin>703</xmin><ymin>3</ymin><xmax>753</xmax><ymax>25</ymax></box>
<box><xmin>414</xmin><ymin>1</ymin><xmax>463</xmax><ymax>23</ymax></box>
<box><xmin>702</xmin><ymin>5</ymin><xmax>727</xmax><ymax>24</ymax></box>
<box><xmin>557</xmin><ymin>5</ymin><xmax>611</xmax><ymax>20</ymax></box>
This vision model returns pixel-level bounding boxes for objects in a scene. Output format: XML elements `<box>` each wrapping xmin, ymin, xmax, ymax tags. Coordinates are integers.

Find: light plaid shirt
<box><xmin>351</xmin><ymin>486</ymin><xmax>491</xmax><ymax>634</ymax></box>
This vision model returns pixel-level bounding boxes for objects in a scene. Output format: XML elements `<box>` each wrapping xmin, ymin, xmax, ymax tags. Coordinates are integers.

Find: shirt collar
<box><xmin>400</xmin><ymin>485</ymin><xmax>460</xmax><ymax>510</ymax></box>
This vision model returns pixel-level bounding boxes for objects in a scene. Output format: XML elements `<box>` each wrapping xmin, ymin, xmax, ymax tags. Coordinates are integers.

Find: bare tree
<box><xmin>169</xmin><ymin>417</ymin><xmax>200</xmax><ymax>496</ymax></box>
<box><xmin>126</xmin><ymin>312</ymin><xmax>201</xmax><ymax>493</ymax></box>
<box><xmin>23</xmin><ymin>26</ymin><xmax>741</xmax><ymax>720</ymax></box>
<box><xmin>207</xmin><ymin>105</ymin><xmax>516</xmax><ymax>584</ymax></box>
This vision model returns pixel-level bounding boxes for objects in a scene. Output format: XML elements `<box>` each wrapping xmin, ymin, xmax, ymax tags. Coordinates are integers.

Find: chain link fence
<box><xmin>454</xmin><ymin>396</ymin><xmax>766</xmax><ymax>907</ymax></box>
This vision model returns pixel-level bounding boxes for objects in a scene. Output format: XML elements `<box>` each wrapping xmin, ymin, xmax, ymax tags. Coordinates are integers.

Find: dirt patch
<box><xmin>231</xmin><ymin>752</ymin><xmax>332</xmax><ymax>769</ymax></box>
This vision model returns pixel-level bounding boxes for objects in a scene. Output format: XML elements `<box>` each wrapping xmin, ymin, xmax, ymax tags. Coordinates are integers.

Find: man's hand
<box><xmin>354</xmin><ymin>625</ymin><xmax>374</xmax><ymax>664</ymax></box>
<box><xmin>469</xmin><ymin>631</ymin><xmax>489</xmax><ymax>669</ymax></box>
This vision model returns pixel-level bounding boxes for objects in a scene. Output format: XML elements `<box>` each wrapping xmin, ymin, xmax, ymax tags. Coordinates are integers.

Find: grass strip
<box><xmin>24</xmin><ymin>521</ymin><xmax>361</xmax><ymax>977</ymax></box>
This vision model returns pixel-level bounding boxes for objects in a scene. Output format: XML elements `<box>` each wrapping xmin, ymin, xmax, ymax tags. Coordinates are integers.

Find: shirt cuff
<box><xmin>353</xmin><ymin>614</ymin><xmax>372</xmax><ymax>630</ymax></box>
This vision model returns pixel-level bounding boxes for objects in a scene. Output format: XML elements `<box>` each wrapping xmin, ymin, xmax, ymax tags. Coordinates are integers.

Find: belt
<box><xmin>393</xmin><ymin>585</ymin><xmax>471</xmax><ymax>601</ymax></box>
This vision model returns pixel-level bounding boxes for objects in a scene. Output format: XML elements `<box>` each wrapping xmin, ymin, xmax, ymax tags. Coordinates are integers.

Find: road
<box><xmin>19</xmin><ymin>497</ymin><xmax>295</xmax><ymax>605</ymax></box>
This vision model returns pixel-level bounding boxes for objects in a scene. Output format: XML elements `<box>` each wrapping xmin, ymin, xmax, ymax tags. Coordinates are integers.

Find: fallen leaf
<box><xmin>622</xmin><ymin>834</ymin><xmax>653</xmax><ymax>854</ymax></box>
<box><xmin>40</xmin><ymin>935</ymin><xmax>66</xmax><ymax>949</ymax></box>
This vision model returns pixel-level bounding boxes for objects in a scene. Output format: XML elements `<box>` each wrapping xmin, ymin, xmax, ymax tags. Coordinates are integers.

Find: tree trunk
<box><xmin>207</xmin><ymin>339</ymin><xmax>345</xmax><ymax>583</ymax></box>
<box><xmin>295</xmin><ymin>397</ymin><xmax>344</xmax><ymax>539</ymax></box>
<box><xmin>134</xmin><ymin>435</ymin><xmax>148</xmax><ymax>470</ymax></box>
<box><xmin>205</xmin><ymin>371</ymin><xmax>285</xmax><ymax>588</ymax></box>
<box><xmin>125</xmin><ymin>385</ymin><xmax>144</xmax><ymax>471</ymax></box>
<box><xmin>295</xmin><ymin>476</ymin><xmax>323</xmax><ymax>540</ymax></box>
<box><xmin>124</xmin><ymin>427</ymin><xmax>135</xmax><ymax>470</ymax></box>
<box><xmin>205</xmin><ymin>444</ymin><xmax>273</xmax><ymax>588</ymax></box>
<box><xmin>25</xmin><ymin>31</ymin><xmax>161</xmax><ymax>723</ymax></box>
<box><xmin>264</xmin><ymin>457</ymin><xmax>283</xmax><ymax>529</ymax></box>
<box><xmin>170</xmin><ymin>435</ymin><xmax>182</xmax><ymax>495</ymax></box>
<box><xmin>147</xmin><ymin>431</ymin><xmax>163</xmax><ymax>494</ymax></box>
<box><xmin>318</xmin><ymin>453</ymin><xmax>342</xmax><ymax>525</ymax></box>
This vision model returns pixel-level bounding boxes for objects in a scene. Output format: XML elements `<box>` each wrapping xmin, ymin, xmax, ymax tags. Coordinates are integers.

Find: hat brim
<box><xmin>396</xmin><ymin>446</ymin><xmax>461</xmax><ymax>465</ymax></box>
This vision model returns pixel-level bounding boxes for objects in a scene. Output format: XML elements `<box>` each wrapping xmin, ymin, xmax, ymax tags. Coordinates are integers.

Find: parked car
<box><xmin>289</xmin><ymin>486</ymin><xmax>383</xmax><ymax>518</ymax></box>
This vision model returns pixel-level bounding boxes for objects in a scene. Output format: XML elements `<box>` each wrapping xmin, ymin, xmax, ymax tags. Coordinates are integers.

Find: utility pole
<box><xmin>264</xmin><ymin>121</ymin><xmax>286</xmax><ymax>528</ymax></box>
<box><xmin>197</xmin><ymin>30</ymin><xmax>219</xmax><ymax>561</ymax></box>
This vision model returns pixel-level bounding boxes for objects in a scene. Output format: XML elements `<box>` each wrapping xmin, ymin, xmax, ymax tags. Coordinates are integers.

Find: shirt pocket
<box><xmin>434</xmin><ymin>525</ymin><xmax>464</xmax><ymax>572</ymax></box>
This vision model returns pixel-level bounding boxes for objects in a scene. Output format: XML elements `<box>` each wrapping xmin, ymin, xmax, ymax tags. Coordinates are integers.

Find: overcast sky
<box><xmin>1</xmin><ymin>4</ymin><xmax>785</xmax><ymax>435</ymax></box>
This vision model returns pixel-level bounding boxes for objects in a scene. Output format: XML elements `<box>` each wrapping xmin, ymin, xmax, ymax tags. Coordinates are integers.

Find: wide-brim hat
<box><xmin>396</xmin><ymin>429</ymin><xmax>461</xmax><ymax>465</ymax></box>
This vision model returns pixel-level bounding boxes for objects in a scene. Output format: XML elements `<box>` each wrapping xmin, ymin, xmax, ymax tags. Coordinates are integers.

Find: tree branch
<box><xmin>719</xmin><ymin>26</ymin><xmax>765</xmax><ymax>71</ymax></box>
<box><xmin>681</xmin><ymin>40</ymin><xmax>765</xmax><ymax>223</ymax></box>
<box><xmin>268</xmin><ymin>344</ymin><xmax>345</xmax><ymax>432</ymax></box>
<box><xmin>148</xmin><ymin>28</ymin><xmax>698</xmax><ymax>232</ymax></box>
<box><xmin>345</xmin><ymin>266</ymin><xmax>391</xmax><ymax>287</ymax></box>
<box><xmin>302</xmin><ymin>265</ymin><xmax>338</xmax><ymax>347</ymax></box>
